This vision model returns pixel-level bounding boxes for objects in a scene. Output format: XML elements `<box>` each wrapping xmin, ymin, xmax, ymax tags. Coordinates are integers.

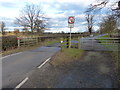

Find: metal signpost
<box><xmin>68</xmin><ymin>16</ymin><xmax>75</xmax><ymax>48</ymax></box>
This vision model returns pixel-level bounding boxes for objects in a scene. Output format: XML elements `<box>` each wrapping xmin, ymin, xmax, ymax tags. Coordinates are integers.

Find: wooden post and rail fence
<box><xmin>17</xmin><ymin>36</ymin><xmax>56</xmax><ymax>48</ymax></box>
<box><xmin>17</xmin><ymin>37</ymin><xmax>38</xmax><ymax>48</ymax></box>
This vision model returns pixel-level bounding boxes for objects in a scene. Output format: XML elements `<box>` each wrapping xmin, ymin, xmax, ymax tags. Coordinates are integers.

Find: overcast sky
<box><xmin>0</xmin><ymin>0</ymin><xmax>117</xmax><ymax>33</ymax></box>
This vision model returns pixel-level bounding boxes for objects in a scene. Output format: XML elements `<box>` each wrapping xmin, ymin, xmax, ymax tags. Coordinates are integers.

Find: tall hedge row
<box><xmin>2</xmin><ymin>36</ymin><xmax>18</xmax><ymax>51</ymax></box>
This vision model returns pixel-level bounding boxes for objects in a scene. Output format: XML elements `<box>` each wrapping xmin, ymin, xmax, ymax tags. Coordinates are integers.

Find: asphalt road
<box><xmin>2</xmin><ymin>46</ymin><xmax>60</xmax><ymax>88</ymax></box>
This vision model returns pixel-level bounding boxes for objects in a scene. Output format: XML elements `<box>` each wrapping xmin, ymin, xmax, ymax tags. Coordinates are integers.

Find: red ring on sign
<box><xmin>68</xmin><ymin>17</ymin><xmax>74</xmax><ymax>24</ymax></box>
<box><xmin>17</xmin><ymin>37</ymin><xmax>20</xmax><ymax>40</ymax></box>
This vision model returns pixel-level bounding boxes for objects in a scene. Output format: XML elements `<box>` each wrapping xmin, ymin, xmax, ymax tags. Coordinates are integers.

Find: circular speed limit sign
<box><xmin>68</xmin><ymin>16</ymin><xmax>75</xmax><ymax>24</ymax></box>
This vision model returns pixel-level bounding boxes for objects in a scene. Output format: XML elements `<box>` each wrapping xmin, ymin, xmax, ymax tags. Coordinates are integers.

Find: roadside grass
<box><xmin>111</xmin><ymin>51</ymin><xmax>120</xmax><ymax>83</ymax></box>
<box><xmin>50</xmin><ymin>48</ymin><xmax>84</xmax><ymax>66</ymax></box>
<box><xmin>2</xmin><ymin>39</ymin><xmax>59</xmax><ymax>56</ymax></box>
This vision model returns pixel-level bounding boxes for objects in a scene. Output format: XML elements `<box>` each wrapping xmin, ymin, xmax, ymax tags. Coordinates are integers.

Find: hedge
<box><xmin>2</xmin><ymin>36</ymin><xmax>18</xmax><ymax>51</ymax></box>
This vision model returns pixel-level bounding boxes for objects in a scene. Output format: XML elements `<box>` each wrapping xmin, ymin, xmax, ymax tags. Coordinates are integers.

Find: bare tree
<box><xmin>112</xmin><ymin>1</ymin><xmax>120</xmax><ymax>10</ymax></box>
<box><xmin>15</xmin><ymin>3</ymin><xmax>47</xmax><ymax>33</ymax></box>
<box><xmin>34</xmin><ymin>19</ymin><xmax>46</xmax><ymax>33</ymax></box>
<box><xmin>100</xmin><ymin>15</ymin><xmax>117</xmax><ymax>33</ymax></box>
<box><xmin>0</xmin><ymin>21</ymin><xmax>5</xmax><ymax>35</ymax></box>
<box><xmin>85</xmin><ymin>0</ymin><xmax>109</xmax><ymax>13</ymax></box>
<box><xmin>86</xmin><ymin>0</ymin><xmax>120</xmax><ymax>16</ymax></box>
<box><xmin>85</xmin><ymin>14</ymin><xmax>94</xmax><ymax>35</ymax></box>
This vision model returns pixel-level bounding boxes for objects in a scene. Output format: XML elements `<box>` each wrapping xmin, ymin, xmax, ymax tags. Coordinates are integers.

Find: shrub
<box><xmin>2</xmin><ymin>36</ymin><xmax>18</xmax><ymax>51</ymax></box>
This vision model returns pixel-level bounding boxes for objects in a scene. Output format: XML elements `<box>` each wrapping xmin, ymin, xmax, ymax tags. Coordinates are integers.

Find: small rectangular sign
<box><xmin>68</xmin><ymin>23</ymin><xmax>74</xmax><ymax>28</ymax></box>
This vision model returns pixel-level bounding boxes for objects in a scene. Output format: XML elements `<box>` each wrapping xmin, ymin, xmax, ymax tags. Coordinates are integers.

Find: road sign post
<box><xmin>68</xmin><ymin>16</ymin><xmax>75</xmax><ymax>48</ymax></box>
<box><xmin>69</xmin><ymin>27</ymin><xmax>72</xmax><ymax>48</ymax></box>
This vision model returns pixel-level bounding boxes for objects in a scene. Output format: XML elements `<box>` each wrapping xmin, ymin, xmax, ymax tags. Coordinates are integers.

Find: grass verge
<box><xmin>110</xmin><ymin>51</ymin><xmax>120</xmax><ymax>84</ymax></box>
<box><xmin>50</xmin><ymin>48</ymin><xmax>84</xmax><ymax>66</ymax></box>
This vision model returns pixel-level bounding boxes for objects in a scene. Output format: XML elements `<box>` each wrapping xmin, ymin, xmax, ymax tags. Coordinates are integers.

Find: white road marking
<box><xmin>38</xmin><ymin>57</ymin><xmax>51</xmax><ymax>69</ymax></box>
<box><xmin>1</xmin><ymin>55</ymin><xmax>11</xmax><ymax>59</ymax></box>
<box><xmin>14</xmin><ymin>77</ymin><xmax>29</xmax><ymax>89</ymax></box>
<box><xmin>1</xmin><ymin>52</ymin><xmax>22</xmax><ymax>59</ymax></box>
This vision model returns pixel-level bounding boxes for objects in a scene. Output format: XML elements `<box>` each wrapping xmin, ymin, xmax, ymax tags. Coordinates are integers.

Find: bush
<box><xmin>2</xmin><ymin>36</ymin><xmax>18</xmax><ymax>51</ymax></box>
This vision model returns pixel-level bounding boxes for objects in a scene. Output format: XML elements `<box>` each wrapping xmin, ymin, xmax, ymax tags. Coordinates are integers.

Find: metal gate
<box><xmin>80</xmin><ymin>37</ymin><xmax>119</xmax><ymax>51</ymax></box>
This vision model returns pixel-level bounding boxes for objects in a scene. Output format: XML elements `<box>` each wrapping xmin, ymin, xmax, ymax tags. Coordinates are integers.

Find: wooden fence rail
<box><xmin>18</xmin><ymin>37</ymin><xmax>38</xmax><ymax>47</ymax></box>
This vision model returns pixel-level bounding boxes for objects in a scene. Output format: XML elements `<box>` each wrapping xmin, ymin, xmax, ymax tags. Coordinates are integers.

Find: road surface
<box><xmin>2</xmin><ymin>46</ymin><xmax>60</xmax><ymax>88</ymax></box>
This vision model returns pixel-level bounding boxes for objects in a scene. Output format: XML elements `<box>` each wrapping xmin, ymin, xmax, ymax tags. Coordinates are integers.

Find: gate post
<box><xmin>66</xmin><ymin>37</ymin><xmax>69</xmax><ymax>48</ymax></box>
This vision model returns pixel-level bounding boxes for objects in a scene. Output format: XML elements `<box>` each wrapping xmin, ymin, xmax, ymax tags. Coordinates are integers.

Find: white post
<box><xmin>17</xmin><ymin>37</ymin><xmax>20</xmax><ymax>48</ymax></box>
<box><xmin>18</xmin><ymin>39</ymin><xmax>20</xmax><ymax>48</ymax></box>
<box><xmin>69</xmin><ymin>27</ymin><xmax>72</xmax><ymax>48</ymax></box>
